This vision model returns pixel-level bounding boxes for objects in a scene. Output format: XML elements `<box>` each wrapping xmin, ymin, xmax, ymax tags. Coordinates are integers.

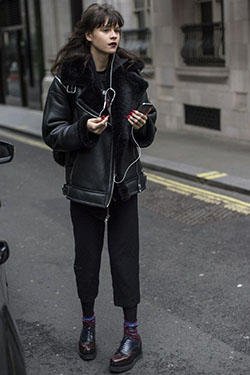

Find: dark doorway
<box><xmin>0</xmin><ymin>0</ymin><xmax>44</xmax><ymax>108</ymax></box>
<box><xmin>71</xmin><ymin>0</ymin><xmax>83</xmax><ymax>28</ymax></box>
<box><xmin>0</xmin><ymin>0</ymin><xmax>26</xmax><ymax>105</ymax></box>
<box><xmin>0</xmin><ymin>28</ymin><xmax>27</xmax><ymax>106</ymax></box>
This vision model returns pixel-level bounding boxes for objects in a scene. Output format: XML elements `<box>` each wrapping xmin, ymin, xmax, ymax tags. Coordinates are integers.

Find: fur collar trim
<box><xmin>60</xmin><ymin>54</ymin><xmax>146</xmax><ymax>89</ymax></box>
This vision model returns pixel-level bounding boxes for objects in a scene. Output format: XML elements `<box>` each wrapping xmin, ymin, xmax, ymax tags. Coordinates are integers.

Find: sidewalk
<box><xmin>0</xmin><ymin>104</ymin><xmax>249</xmax><ymax>195</ymax></box>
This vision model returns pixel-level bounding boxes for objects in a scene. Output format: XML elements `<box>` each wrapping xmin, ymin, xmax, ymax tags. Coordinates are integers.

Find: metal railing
<box><xmin>121</xmin><ymin>28</ymin><xmax>152</xmax><ymax>64</ymax></box>
<box><xmin>181</xmin><ymin>22</ymin><xmax>225</xmax><ymax>67</ymax></box>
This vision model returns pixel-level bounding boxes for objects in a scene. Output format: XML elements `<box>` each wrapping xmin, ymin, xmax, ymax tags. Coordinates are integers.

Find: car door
<box><xmin>0</xmin><ymin>140</ymin><xmax>26</xmax><ymax>375</ymax></box>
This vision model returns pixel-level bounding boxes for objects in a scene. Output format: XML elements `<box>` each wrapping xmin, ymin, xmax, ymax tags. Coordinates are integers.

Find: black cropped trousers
<box><xmin>70</xmin><ymin>194</ymin><xmax>140</xmax><ymax>308</ymax></box>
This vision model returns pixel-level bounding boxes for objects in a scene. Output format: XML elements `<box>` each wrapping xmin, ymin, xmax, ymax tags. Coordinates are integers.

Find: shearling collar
<box><xmin>59</xmin><ymin>53</ymin><xmax>145</xmax><ymax>88</ymax></box>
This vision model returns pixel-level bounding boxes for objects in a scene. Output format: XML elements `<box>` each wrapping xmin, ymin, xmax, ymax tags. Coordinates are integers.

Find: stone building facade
<box><xmin>149</xmin><ymin>0</ymin><xmax>250</xmax><ymax>141</ymax></box>
<box><xmin>40</xmin><ymin>0</ymin><xmax>73</xmax><ymax>106</ymax></box>
<box><xmin>40</xmin><ymin>0</ymin><xmax>250</xmax><ymax>141</ymax></box>
<box><xmin>1</xmin><ymin>0</ymin><xmax>249</xmax><ymax>140</ymax></box>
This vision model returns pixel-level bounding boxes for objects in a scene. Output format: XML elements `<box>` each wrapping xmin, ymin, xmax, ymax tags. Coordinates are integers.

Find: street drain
<box><xmin>141</xmin><ymin>185</ymin><xmax>247</xmax><ymax>226</ymax></box>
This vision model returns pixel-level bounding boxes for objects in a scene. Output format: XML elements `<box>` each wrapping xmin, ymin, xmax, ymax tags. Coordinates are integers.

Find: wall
<box><xmin>40</xmin><ymin>0</ymin><xmax>72</xmax><ymax>106</ymax></box>
<box><xmin>150</xmin><ymin>0</ymin><xmax>250</xmax><ymax>140</ymax></box>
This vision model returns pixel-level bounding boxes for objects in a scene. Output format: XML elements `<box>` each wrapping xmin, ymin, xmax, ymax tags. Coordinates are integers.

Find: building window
<box><xmin>121</xmin><ymin>0</ymin><xmax>152</xmax><ymax>65</ymax></box>
<box><xmin>0</xmin><ymin>0</ymin><xmax>44</xmax><ymax>108</ymax></box>
<box><xmin>184</xmin><ymin>104</ymin><xmax>221</xmax><ymax>130</ymax></box>
<box><xmin>0</xmin><ymin>0</ymin><xmax>21</xmax><ymax>27</ymax></box>
<box><xmin>200</xmin><ymin>1</ymin><xmax>213</xmax><ymax>24</ymax></box>
<box><xmin>180</xmin><ymin>0</ymin><xmax>225</xmax><ymax>67</ymax></box>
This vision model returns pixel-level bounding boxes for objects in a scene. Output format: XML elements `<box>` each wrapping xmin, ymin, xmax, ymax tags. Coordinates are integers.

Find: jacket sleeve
<box><xmin>42</xmin><ymin>78</ymin><xmax>99</xmax><ymax>151</ymax></box>
<box><xmin>132</xmin><ymin>92</ymin><xmax>157</xmax><ymax>148</ymax></box>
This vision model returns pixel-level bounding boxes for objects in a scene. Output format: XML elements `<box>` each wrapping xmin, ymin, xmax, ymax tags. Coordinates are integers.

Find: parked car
<box><xmin>0</xmin><ymin>140</ymin><xmax>26</xmax><ymax>375</ymax></box>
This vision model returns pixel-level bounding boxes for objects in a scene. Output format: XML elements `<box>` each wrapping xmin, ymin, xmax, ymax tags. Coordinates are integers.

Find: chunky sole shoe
<box><xmin>78</xmin><ymin>324</ymin><xmax>96</xmax><ymax>361</ymax></box>
<box><xmin>109</xmin><ymin>346</ymin><xmax>142</xmax><ymax>373</ymax></box>
<box><xmin>79</xmin><ymin>348</ymin><xmax>96</xmax><ymax>361</ymax></box>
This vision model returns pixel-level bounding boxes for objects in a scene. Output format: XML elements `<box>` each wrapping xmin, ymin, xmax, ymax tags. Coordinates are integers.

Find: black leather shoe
<box><xmin>109</xmin><ymin>335</ymin><xmax>142</xmax><ymax>373</ymax></box>
<box><xmin>79</xmin><ymin>323</ymin><xmax>96</xmax><ymax>360</ymax></box>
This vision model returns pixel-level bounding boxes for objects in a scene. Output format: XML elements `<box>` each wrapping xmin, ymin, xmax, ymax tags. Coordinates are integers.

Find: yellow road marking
<box><xmin>0</xmin><ymin>128</ymin><xmax>249</xmax><ymax>215</ymax></box>
<box><xmin>0</xmin><ymin>129</ymin><xmax>49</xmax><ymax>150</ymax></box>
<box><xmin>197</xmin><ymin>171</ymin><xmax>220</xmax><ymax>177</ymax></box>
<box><xmin>16</xmin><ymin>125</ymin><xmax>29</xmax><ymax>130</ymax></box>
<box><xmin>197</xmin><ymin>171</ymin><xmax>228</xmax><ymax>179</ymax></box>
<box><xmin>147</xmin><ymin>173</ymin><xmax>250</xmax><ymax>215</ymax></box>
<box><xmin>204</xmin><ymin>173</ymin><xmax>228</xmax><ymax>180</ymax></box>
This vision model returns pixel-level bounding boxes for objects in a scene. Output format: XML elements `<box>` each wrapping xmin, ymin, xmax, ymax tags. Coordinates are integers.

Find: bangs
<box><xmin>101</xmin><ymin>12</ymin><xmax>124</xmax><ymax>28</ymax></box>
<box><xmin>90</xmin><ymin>7</ymin><xmax>124</xmax><ymax>31</ymax></box>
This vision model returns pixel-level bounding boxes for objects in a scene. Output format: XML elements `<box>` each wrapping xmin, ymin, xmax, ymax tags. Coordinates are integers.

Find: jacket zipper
<box><xmin>104</xmin><ymin>207</ymin><xmax>110</xmax><ymax>223</ymax></box>
<box><xmin>78</xmin><ymin>100</ymin><xmax>115</xmax><ymax>216</ymax></box>
<box><xmin>76</xmin><ymin>101</ymin><xmax>99</xmax><ymax>118</ymax></box>
<box><xmin>76</xmin><ymin>101</ymin><xmax>112</xmax><ymax>127</ymax></box>
<box><xmin>105</xmin><ymin>173</ymin><xmax>115</xmax><ymax>223</ymax></box>
<box><xmin>106</xmin><ymin>174</ymin><xmax>115</xmax><ymax>207</ymax></box>
<box><xmin>105</xmin><ymin>111</ymin><xmax>115</xmax><ymax>215</ymax></box>
<box><xmin>56</xmin><ymin>69</ymin><xmax>115</xmax><ymax>211</ymax></box>
<box><xmin>55</xmin><ymin>76</ymin><xmax>99</xmax><ymax>118</ymax></box>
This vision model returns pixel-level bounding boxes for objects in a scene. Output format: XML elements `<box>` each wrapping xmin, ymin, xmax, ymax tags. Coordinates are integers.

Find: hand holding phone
<box><xmin>127</xmin><ymin>103</ymin><xmax>152</xmax><ymax>130</ymax></box>
<box><xmin>137</xmin><ymin>102</ymin><xmax>153</xmax><ymax>116</ymax></box>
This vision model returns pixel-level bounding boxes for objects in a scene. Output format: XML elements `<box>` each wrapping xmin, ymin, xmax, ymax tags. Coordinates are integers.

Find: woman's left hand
<box><xmin>127</xmin><ymin>110</ymin><xmax>147</xmax><ymax>130</ymax></box>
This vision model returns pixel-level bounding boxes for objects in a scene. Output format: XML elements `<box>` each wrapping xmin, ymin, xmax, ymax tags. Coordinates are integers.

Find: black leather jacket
<box><xmin>42</xmin><ymin>54</ymin><xmax>157</xmax><ymax>208</ymax></box>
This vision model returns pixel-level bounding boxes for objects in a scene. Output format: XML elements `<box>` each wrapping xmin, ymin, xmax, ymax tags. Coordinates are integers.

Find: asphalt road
<box><xmin>1</xmin><ymin>131</ymin><xmax>250</xmax><ymax>375</ymax></box>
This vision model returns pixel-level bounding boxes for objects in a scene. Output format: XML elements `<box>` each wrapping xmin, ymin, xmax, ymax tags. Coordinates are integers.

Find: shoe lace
<box><xmin>81</xmin><ymin>324</ymin><xmax>95</xmax><ymax>342</ymax></box>
<box><xmin>117</xmin><ymin>336</ymin><xmax>131</xmax><ymax>355</ymax></box>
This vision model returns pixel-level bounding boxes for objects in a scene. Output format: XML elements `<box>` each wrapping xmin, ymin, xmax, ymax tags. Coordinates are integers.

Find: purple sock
<box><xmin>124</xmin><ymin>320</ymin><xmax>139</xmax><ymax>341</ymax></box>
<box><xmin>82</xmin><ymin>314</ymin><xmax>96</xmax><ymax>327</ymax></box>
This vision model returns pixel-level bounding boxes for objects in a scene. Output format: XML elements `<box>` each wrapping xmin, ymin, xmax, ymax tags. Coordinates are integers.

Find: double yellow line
<box><xmin>0</xmin><ymin>128</ymin><xmax>249</xmax><ymax>215</ymax></box>
<box><xmin>147</xmin><ymin>173</ymin><xmax>250</xmax><ymax>215</ymax></box>
<box><xmin>0</xmin><ymin>129</ymin><xmax>49</xmax><ymax>150</ymax></box>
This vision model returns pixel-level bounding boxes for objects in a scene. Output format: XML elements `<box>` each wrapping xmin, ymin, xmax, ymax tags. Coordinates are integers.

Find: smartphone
<box><xmin>137</xmin><ymin>102</ymin><xmax>153</xmax><ymax>115</ymax></box>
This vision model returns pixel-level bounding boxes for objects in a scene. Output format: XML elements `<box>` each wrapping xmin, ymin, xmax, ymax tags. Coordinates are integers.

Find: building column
<box><xmin>40</xmin><ymin>0</ymin><xmax>71</xmax><ymax>107</ymax></box>
<box><xmin>224</xmin><ymin>0</ymin><xmax>250</xmax><ymax>137</ymax></box>
<box><xmin>151</xmin><ymin>0</ymin><xmax>178</xmax><ymax>130</ymax></box>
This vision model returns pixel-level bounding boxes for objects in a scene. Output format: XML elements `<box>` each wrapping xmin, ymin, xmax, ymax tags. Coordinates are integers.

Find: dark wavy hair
<box><xmin>51</xmin><ymin>3</ymin><xmax>144</xmax><ymax>75</ymax></box>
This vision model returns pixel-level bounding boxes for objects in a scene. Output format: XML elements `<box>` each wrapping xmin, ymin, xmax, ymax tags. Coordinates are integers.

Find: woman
<box><xmin>42</xmin><ymin>3</ymin><xmax>157</xmax><ymax>373</ymax></box>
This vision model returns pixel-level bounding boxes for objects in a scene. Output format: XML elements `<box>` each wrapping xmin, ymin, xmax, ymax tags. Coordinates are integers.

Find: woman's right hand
<box><xmin>87</xmin><ymin>115</ymin><xmax>109</xmax><ymax>135</ymax></box>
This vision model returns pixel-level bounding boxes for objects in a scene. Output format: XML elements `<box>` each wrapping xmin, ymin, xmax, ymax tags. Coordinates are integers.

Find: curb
<box><xmin>1</xmin><ymin>124</ymin><xmax>250</xmax><ymax>197</ymax></box>
<box><xmin>0</xmin><ymin>124</ymin><xmax>42</xmax><ymax>140</ymax></box>
<box><xmin>141</xmin><ymin>155</ymin><xmax>250</xmax><ymax>197</ymax></box>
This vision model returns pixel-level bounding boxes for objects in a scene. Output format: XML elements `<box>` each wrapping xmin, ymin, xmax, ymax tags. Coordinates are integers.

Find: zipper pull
<box><xmin>105</xmin><ymin>207</ymin><xmax>110</xmax><ymax>223</ymax></box>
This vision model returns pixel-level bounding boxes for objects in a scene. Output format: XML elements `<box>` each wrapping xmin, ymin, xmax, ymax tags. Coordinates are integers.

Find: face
<box><xmin>85</xmin><ymin>20</ymin><xmax>121</xmax><ymax>56</ymax></box>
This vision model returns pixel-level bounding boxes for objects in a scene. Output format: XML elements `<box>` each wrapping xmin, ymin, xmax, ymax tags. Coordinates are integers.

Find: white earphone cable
<box><xmin>97</xmin><ymin>53</ymin><xmax>142</xmax><ymax>185</ymax></box>
<box><xmin>99</xmin><ymin>54</ymin><xmax>116</xmax><ymax>117</ymax></box>
<box><xmin>114</xmin><ymin>127</ymin><xmax>142</xmax><ymax>184</ymax></box>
